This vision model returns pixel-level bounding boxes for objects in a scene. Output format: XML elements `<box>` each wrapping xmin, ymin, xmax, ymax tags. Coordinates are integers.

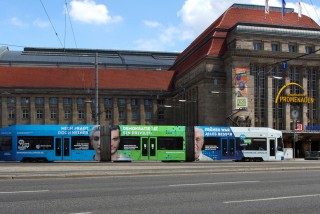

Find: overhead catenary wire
<box><xmin>307</xmin><ymin>0</ymin><xmax>320</xmax><ymax>23</ymax></box>
<box><xmin>39</xmin><ymin>0</ymin><xmax>64</xmax><ymax>48</ymax></box>
<box><xmin>65</xmin><ymin>0</ymin><xmax>78</xmax><ymax>48</ymax></box>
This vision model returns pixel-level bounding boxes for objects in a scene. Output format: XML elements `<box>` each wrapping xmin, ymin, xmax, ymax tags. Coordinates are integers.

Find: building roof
<box><xmin>171</xmin><ymin>3</ymin><xmax>320</xmax><ymax>74</ymax></box>
<box><xmin>0</xmin><ymin>47</ymin><xmax>179</xmax><ymax>71</ymax></box>
<box><xmin>0</xmin><ymin>66</ymin><xmax>174</xmax><ymax>91</ymax></box>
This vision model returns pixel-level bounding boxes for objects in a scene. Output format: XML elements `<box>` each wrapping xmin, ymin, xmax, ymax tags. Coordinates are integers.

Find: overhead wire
<box><xmin>64</xmin><ymin>1</ymin><xmax>67</xmax><ymax>48</ymax></box>
<box><xmin>307</xmin><ymin>0</ymin><xmax>320</xmax><ymax>23</ymax></box>
<box><xmin>39</xmin><ymin>0</ymin><xmax>64</xmax><ymax>48</ymax></box>
<box><xmin>65</xmin><ymin>0</ymin><xmax>78</xmax><ymax>48</ymax></box>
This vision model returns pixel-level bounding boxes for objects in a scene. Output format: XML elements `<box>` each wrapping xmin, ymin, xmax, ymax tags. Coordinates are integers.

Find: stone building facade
<box><xmin>1</xmin><ymin>4</ymin><xmax>320</xmax><ymax>157</ymax></box>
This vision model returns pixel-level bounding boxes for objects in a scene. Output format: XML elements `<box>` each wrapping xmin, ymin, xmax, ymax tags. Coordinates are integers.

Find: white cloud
<box><xmin>11</xmin><ymin>17</ymin><xmax>27</xmax><ymax>28</ymax></box>
<box><xmin>177</xmin><ymin>0</ymin><xmax>319</xmax><ymax>38</ymax></box>
<box><xmin>134</xmin><ymin>38</ymin><xmax>163</xmax><ymax>51</ymax></box>
<box><xmin>144</xmin><ymin>20</ymin><xmax>161</xmax><ymax>28</ymax></box>
<box><xmin>33</xmin><ymin>19</ymin><xmax>50</xmax><ymax>28</ymax></box>
<box><xmin>69</xmin><ymin>0</ymin><xmax>122</xmax><ymax>25</ymax></box>
<box><xmin>135</xmin><ymin>0</ymin><xmax>320</xmax><ymax>52</ymax></box>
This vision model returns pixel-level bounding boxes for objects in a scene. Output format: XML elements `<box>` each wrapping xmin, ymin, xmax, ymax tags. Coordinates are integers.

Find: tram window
<box><xmin>157</xmin><ymin>137</ymin><xmax>183</xmax><ymax>150</ymax></box>
<box><xmin>71</xmin><ymin>136</ymin><xmax>91</xmax><ymax>150</ymax></box>
<box><xmin>0</xmin><ymin>136</ymin><xmax>12</xmax><ymax>150</ymax></box>
<box><xmin>277</xmin><ymin>137</ymin><xmax>284</xmax><ymax>151</ymax></box>
<box><xmin>119</xmin><ymin>137</ymin><xmax>140</xmax><ymax>150</ymax></box>
<box><xmin>17</xmin><ymin>136</ymin><xmax>54</xmax><ymax>150</ymax></box>
<box><xmin>240</xmin><ymin>138</ymin><xmax>267</xmax><ymax>151</ymax></box>
<box><xmin>203</xmin><ymin>137</ymin><xmax>220</xmax><ymax>150</ymax></box>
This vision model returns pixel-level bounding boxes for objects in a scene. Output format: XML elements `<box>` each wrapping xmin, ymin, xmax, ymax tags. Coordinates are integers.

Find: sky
<box><xmin>1</xmin><ymin>0</ymin><xmax>320</xmax><ymax>53</ymax></box>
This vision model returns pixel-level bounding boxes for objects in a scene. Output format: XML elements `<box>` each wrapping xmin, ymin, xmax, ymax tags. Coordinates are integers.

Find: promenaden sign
<box><xmin>275</xmin><ymin>82</ymin><xmax>315</xmax><ymax>104</ymax></box>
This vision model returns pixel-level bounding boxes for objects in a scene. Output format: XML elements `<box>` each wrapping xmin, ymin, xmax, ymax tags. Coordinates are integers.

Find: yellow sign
<box><xmin>275</xmin><ymin>82</ymin><xmax>315</xmax><ymax>104</ymax></box>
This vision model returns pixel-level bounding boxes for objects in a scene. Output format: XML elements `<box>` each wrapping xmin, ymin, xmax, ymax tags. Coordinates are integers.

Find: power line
<box><xmin>64</xmin><ymin>1</ymin><xmax>67</xmax><ymax>48</ymax></box>
<box><xmin>307</xmin><ymin>0</ymin><xmax>320</xmax><ymax>23</ymax></box>
<box><xmin>65</xmin><ymin>0</ymin><xmax>78</xmax><ymax>48</ymax></box>
<box><xmin>39</xmin><ymin>0</ymin><xmax>63</xmax><ymax>48</ymax></box>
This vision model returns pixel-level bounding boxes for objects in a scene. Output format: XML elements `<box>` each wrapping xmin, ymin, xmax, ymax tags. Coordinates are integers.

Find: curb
<box><xmin>1</xmin><ymin>166</ymin><xmax>320</xmax><ymax>180</ymax></box>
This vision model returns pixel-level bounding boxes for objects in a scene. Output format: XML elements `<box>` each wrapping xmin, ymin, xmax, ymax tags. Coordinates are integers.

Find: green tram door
<box><xmin>141</xmin><ymin>137</ymin><xmax>157</xmax><ymax>161</ymax></box>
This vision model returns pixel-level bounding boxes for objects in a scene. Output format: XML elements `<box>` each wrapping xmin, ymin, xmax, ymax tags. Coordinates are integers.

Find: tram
<box><xmin>0</xmin><ymin>125</ymin><xmax>283</xmax><ymax>162</ymax></box>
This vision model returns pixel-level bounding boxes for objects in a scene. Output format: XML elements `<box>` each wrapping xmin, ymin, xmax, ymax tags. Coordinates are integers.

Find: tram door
<box><xmin>141</xmin><ymin>137</ymin><xmax>157</xmax><ymax>160</ymax></box>
<box><xmin>55</xmin><ymin>137</ymin><xmax>71</xmax><ymax>160</ymax></box>
<box><xmin>269</xmin><ymin>138</ymin><xmax>276</xmax><ymax>160</ymax></box>
<box><xmin>221</xmin><ymin>138</ymin><xmax>236</xmax><ymax>160</ymax></box>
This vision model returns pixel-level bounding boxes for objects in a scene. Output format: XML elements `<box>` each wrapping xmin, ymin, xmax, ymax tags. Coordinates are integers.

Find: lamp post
<box><xmin>95</xmin><ymin>52</ymin><xmax>99</xmax><ymax>125</ymax></box>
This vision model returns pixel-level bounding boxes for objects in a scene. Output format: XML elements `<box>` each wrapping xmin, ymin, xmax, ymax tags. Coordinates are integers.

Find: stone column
<box><xmin>139</xmin><ymin>99</ymin><xmax>145</xmax><ymax>125</ymax></box>
<box><xmin>16</xmin><ymin>96</ymin><xmax>21</xmax><ymax>124</ymax></box>
<box><xmin>29</xmin><ymin>97</ymin><xmax>35</xmax><ymax>124</ymax></box>
<box><xmin>267</xmin><ymin>76</ymin><xmax>273</xmax><ymax>127</ymax></box>
<box><xmin>1</xmin><ymin>97</ymin><xmax>8</xmax><ymax>127</ymax></box>
<box><xmin>126</xmin><ymin>98</ymin><xmax>132</xmax><ymax>124</ymax></box>
<box><xmin>44</xmin><ymin>97</ymin><xmax>50</xmax><ymax>124</ymax></box>
<box><xmin>58</xmin><ymin>97</ymin><xmax>64</xmax><ymax>124</ymax></box>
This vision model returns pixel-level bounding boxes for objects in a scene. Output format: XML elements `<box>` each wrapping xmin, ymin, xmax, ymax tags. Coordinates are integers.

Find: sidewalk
<box><xmin>0</xmin><ymin>159</ymin><xmax>319</xmax><ymax>180</ymax></box>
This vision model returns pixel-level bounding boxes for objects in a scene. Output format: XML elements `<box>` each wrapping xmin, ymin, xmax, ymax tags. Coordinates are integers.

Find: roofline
<box><xmin>231</xmin><ymin>3</ymin><xmax>294</xmax><ymax>13</ymax></box>
<box><xmin>23</xmin><ymin>47</ymin><xmax>180</xmax><ymax>57</ymax></box>
<box><xmin>229</xmin><ymin>22</ymin><xmax>320</xmax><ymax>32</ymax></box>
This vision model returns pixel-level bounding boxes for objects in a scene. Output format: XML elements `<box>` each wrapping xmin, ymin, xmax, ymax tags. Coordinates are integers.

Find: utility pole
<box><xmin>95</xmin><ymin>52</ymin><xmax>99</xmax><ymax>125</ymax></box>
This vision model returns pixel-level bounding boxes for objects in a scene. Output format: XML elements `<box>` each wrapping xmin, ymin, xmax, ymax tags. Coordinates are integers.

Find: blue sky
<box><xmin>1</xmin><ymin>0</ymin><xmax>319</xmax><ymax>52</ymax></box>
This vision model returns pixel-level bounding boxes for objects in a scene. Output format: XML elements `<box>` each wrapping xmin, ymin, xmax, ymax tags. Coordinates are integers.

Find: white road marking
<box><xmin>0</xmin><ymin>190</ymin><xmax>49</xmax><ymax>194</ymax></box>
<box><xmin>168</xmin><ymin>180</ymin><xmax>259</xmax><ymax>187</ymax></box>
<box><xmin>69</xmin><ymin>213</ymin><xmax>92</xmax><ymax>214</ymax></box>
<box><xmin>224</xmin><ymin>194</ymin><xmax>320</xmax><ymax>203</ymax></box>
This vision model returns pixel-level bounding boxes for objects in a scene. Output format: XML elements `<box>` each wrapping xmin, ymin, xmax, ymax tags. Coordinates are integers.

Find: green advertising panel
<box><xmin>115</xmin><ymin>125</ymin><xmax>186</xmax><ymax>161</ymax></box>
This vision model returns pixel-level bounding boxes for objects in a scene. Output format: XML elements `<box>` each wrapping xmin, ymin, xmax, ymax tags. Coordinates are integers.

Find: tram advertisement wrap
<box><xmin>112</xmin><ymin>125</ymin><xmax>186</xmax><ymax>161</ymax></box>
<box><xmin>194</xmin><ymin>126</ymin><xmax>236</xmax><ymax>161</ymax></box>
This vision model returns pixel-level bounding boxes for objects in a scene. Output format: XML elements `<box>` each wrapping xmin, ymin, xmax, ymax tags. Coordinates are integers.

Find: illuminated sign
<box><xmin>275</xmin><ymin>82</ymin><xmax>315</xmax><ymax>104</ymax></box>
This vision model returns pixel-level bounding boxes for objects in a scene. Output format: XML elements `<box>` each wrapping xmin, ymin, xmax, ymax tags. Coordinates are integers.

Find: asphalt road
<box><xmin>1</xmin><ymin>159</ymin><xmax>320</xmax><ymax>179</ymax></box>
<box><xmin>1</xmin><ymin>170</ymin><xmax>320</xmax><ymax>213</ymax></box>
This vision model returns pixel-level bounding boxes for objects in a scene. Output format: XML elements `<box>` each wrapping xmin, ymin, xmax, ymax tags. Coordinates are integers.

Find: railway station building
<box><xmin>1</xmin><ymin>4</ymin><xmax>320</xmax><ymax>158</ymax></box>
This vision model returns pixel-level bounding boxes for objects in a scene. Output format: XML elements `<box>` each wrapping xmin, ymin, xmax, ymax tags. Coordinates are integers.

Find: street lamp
<box><xmin>94</xmin><ymin>52</ymin><xmax>99</xmax><ymax>125</ymax></box>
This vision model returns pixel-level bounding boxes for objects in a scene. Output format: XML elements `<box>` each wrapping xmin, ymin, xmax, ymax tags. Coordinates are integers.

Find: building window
<box><xmin>7</xmin><ymin>97</ymin><xmax>16</xmax><ymax>105</ymax></box>
<box><xmin>145</xmin><ymin>111</ymin><xmax>152</xmax><ymax>120</ymax></box>
<box><xmin>119</xmin><ymin>110</ymin><xmax>126</xmax><ymax>120</ymax></box>
<box><xmin>288</xmin><ymin>43</ymin><xmax>297</xmax><ymax>53</ymax></box>
<box><xmin>50</xmin><ymin>109</ymin><xmax>57</xmax><ymax>119</ymax></box>
<box><xmin>22</xmin><ymin>109</ymin><xmax>29</xmax><ymax>119</ymax></box>
<box><xmin>118</xmin><ymin>98</ymin><xmax>126</xmax><ymax>107</ymax></box>
<box><xmin>49</xmin><ymin>97</ymin><xmax>58</xmax><ymax>105</ymax></box>
<box><xmin>305</xmin><ymin>46</ymin><xmax>313</xmax><ymax>54</ymax></box>
<box><xmin>77</xmin><ymin>98</ymin><xmax>85</xmax><ymax>106</ymax></box>
<box><xmin>36</xmin><ymin>109</ymin><xmax>44</xmax><ymax>119</ymax></box>
<box><xmin>8</xmin><ymin>108</ymin><xmax>15</xmax><ymax>119</ymax></box>
<box><xmin>132</xmin><ymin>110</ymin><xmax>139</xmax><ymax>120</ymax></box>
<box><xmin>144</xmin><ymin>99</ymin><xmax>152</xmax><ymax>106</ymax></box>
<box><xmin>65</xmin><ymin>109</ymin><xmax>71</xmax><ymax>119</ymax></box>
<box><xmin>91</xmin><ymin>110</ymin><xmax>96</xmax><ymax>119</ymax></box>
<box><xmin>21</xmin><ymin>97</ymin><xmax>30</xmax><ymax>105</ymax></box>
<box><xmin>157</xmin><ymin>99</ymin><xmax>164</xmax><ymax>106</ymax></box>
<box><xmin>78</xmin><ymin>109</ymin><xmax>85</xmax><ymax>119</ymax></box>
<box><xmin>105</xmin><ymin>109</ymin><xmax>112</xmax><ymax>119</ymax></box>
<box><xmin>253</xmin><ymin>41</ymin><xmax>263</xmax><ymax>50</ymax></box>
<box><xmin>131</xmin><ymin>99</ymin><xmax>138</xmax><ymax>107</ymax></box>
<box><xmin>35</xmin><ymin>97</ymin><xmax>44</xmax><ymax>105</ymax></box>
<box><xmin>104</xmin><ymin>98</ymin><xmax>112</xmax><ymax>106</ymax></box>
<box><xmin>271</xmin><ymin>42</ymin><xmax>280</xmax><ymax>51</ymax></box>
<box><xmin>63</xmin><ymin>98</ymin><xmax>72</xmax><ymax>105</ymax></box>
<box><xmin>158</xmin><ymin>110</ymin><xmax>165</xmax><ymax>120</ymax></box>
<box><xmin>90</xmin><ymin>98</ymin><xmax>96</xmax><ymax>106</ymax></box>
